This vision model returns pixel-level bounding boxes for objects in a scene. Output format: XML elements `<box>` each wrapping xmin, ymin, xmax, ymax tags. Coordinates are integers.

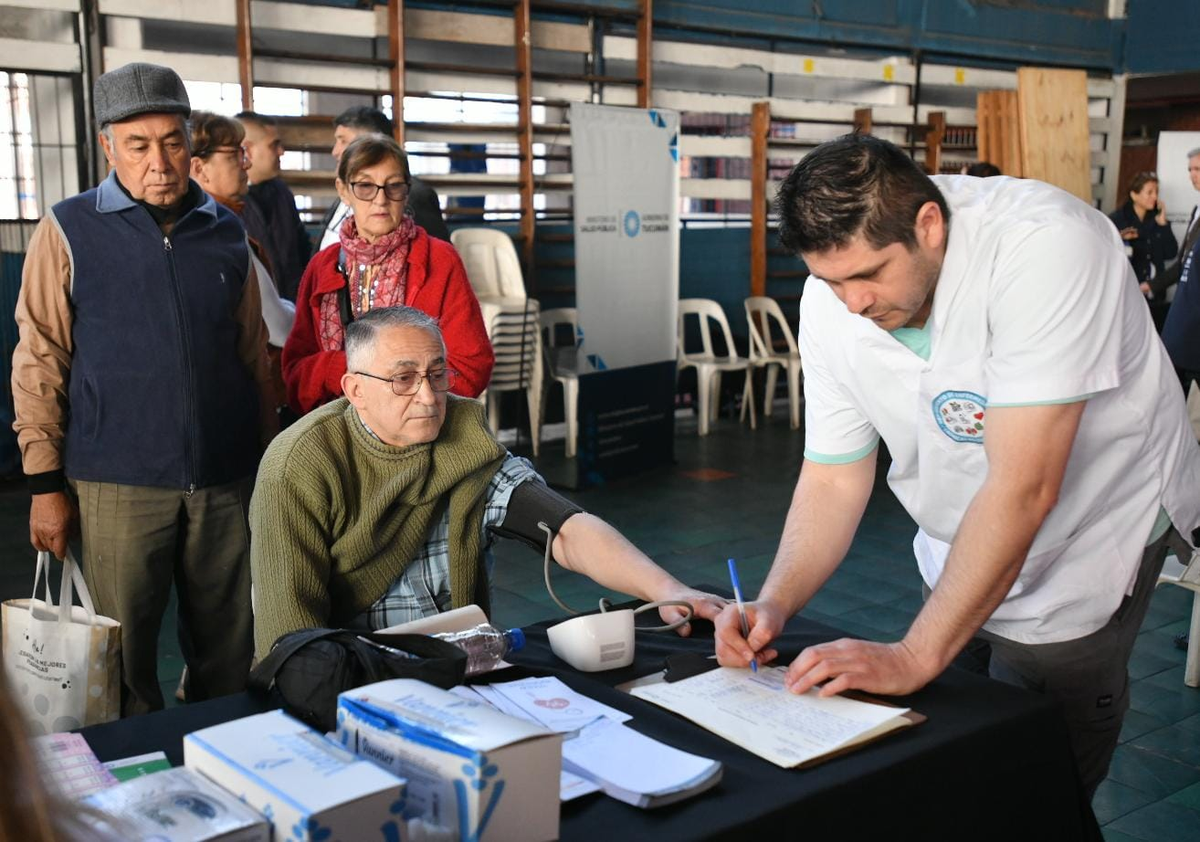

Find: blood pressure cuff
<box><xmin>491</xmin><ymin>479</ymin><xmax>584</xmax><ymax>553</ymax></box>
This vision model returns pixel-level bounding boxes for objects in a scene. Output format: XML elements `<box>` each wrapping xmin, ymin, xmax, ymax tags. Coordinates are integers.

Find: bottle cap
<box><xmin>506</xmin><ymin>627</ymin><xmax>526</xmax><ymax>652</ymax></box>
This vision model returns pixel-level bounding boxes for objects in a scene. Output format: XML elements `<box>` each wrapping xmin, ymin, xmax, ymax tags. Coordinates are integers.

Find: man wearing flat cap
<box><xmin>12</xmin><ymin>62</ymin><xmax>278</xmax><ymax>715</ymax></box>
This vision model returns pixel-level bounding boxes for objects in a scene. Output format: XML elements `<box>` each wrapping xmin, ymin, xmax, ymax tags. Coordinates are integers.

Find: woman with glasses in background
<box><xmin>282</xmin><ymin>134</ymin><xmax>492</xmax><ymax>414</ymax></box>
<box><xmin>1109</xmin><ymin>170</ymin><xmax>1178</xmax><ymax>332</ymax></box>
<box><xmin>189</xmin><ymin>110</ymin><xmax>296</xmax><ymax>439</ymax></box>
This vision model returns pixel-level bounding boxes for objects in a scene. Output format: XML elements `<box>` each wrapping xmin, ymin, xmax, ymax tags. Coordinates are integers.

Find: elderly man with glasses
<box><xmin>250</xmin><ymin>306</ymin><xmax>727</xmax><ymax>658</ymax></box>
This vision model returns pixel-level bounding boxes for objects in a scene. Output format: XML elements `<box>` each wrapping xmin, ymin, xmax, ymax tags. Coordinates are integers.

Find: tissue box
<box><xmin>81</xmin><ymin>766</ymin><xmax>268</xmax><ymax>841</ymax></box>
<box><xmin>184</xmin><ymin>710</ymin><xmax>405</xmax><ymax>842</ymax></box>
<box><xmin>336</xmin><ymin>679</ymin><xmax>561</xmax><ymax>842</ymax></box>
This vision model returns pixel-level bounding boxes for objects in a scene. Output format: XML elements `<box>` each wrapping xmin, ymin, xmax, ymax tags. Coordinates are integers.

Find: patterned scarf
<box><xmin>318</xmin><ymin>214</ymin><xmax>417</xmax><ymax>352</ymax></box>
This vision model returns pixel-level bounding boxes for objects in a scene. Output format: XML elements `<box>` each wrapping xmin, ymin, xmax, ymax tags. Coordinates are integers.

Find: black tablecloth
<box><xmin>79</xmin><ymin>613</ymin><xmax>1101</xmax><ymax>841</ymax></box>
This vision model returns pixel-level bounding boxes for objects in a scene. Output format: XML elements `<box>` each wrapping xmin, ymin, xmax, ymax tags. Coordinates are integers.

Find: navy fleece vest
<box><xmin>51</xmin><ymin>173</ymin><xmax>261</xmax><ymax>489</ymax></box>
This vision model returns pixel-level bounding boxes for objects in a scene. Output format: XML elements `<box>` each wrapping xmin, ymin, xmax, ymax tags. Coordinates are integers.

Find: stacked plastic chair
<box><xmin>450</xmin><ymin>228</ymin><xmax>542</xmax><ymax>455</ymax></box>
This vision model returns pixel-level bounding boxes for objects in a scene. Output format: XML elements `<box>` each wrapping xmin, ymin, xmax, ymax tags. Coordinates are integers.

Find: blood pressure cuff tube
<box><xmin>491</xmin><ymin>479</ymin><xmax>584</xmax><ymax>553</ymax></box>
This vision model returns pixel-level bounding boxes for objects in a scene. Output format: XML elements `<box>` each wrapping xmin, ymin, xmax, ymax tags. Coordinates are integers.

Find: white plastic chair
<box><xmin>676</xmin><ymin>298</ymin><xmax>756</xmax><ymax>436</ymax></box>
<box><xmin>1156</xmin><ymin>550</ymin><xmax>1200</xmax><ymax>687</ymax></box>
<box><xmin>450</xmin><ymin>228</ymin><xmax>527</xmax><ymax>300</ymax></box>
<box><xmin>479</xmin><ymin>299</ymin><xmax>542</xmax><ymax>456</ymax></box>
<box><xmin>745</xmin><ymin>296</ymin><xmax>803</xmax><ymax>429</ymax></box>
<box><xmin>539</xmin><ymin>308</ymin><xmax>580</xmax><ymax>458</ymax></box>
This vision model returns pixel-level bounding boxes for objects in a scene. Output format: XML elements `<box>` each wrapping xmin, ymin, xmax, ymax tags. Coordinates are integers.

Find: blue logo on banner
<box><xmin>623</xmin><ymin>210</ymin><xmax>640</xmax><ymax>237</ymax></box>
<box><xmin>669</xmin><ymin>132</ymin><xmax>679</xmax><ymax>162</ymax></box>
<box><xmin>648</xmin><ymin>110</ymin><xmax>667</xmax><ymax>129</ymax></box>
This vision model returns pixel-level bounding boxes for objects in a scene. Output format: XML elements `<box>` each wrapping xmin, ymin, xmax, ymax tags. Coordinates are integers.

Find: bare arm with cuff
<box><xmin>495</xmin><ymin>480</ymin><xmax>728</xmax><ymax>634</ymax></box>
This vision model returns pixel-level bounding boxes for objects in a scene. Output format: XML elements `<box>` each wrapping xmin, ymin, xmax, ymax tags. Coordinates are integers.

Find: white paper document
<box><xmin>562</xmin><ymin>718</ymin><xmax>722</xmax><ymax>808</ymax></box>
<box><xmin>489</xmin><ymin>676</ymin><xmax>633</xmax><ymax>733</ymax></box>
<box><xmin>629</xmin><ymin>665</ymin><xmax>911</xmax><ymax>768</ymax></box>
<box><xmin>450</xmin><ymin>684</ymin><xmax>603</xmax><ymax>802</ymax></box>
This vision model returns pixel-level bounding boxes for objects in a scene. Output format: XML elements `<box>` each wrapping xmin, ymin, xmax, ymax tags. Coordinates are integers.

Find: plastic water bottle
<box><xmin>432</xmin><ymin>623</ymin><xmax>526</xmax><ymax>676</ymax></box>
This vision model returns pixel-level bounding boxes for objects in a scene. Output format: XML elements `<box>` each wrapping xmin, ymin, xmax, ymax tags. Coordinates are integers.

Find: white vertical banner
<box><xmin>571</xmin><ymin>103</ymin><xmax>680</xmax><ymax>370</ymax></box>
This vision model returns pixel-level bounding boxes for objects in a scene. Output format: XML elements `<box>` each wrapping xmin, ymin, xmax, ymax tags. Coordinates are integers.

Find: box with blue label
<box><xmin>336</xmin><ymin>679</ymin><xmax>561</xmax><ymax>842</ymax></box>
<box><xmin>183</xmin><ymin>710</ymin><xmax>406</xmax><ymax>842</ymax></box>
<box><xmin>81</xmin><ymin>766</ymin><xmax>269</xmax><ymax>841</ymax></box>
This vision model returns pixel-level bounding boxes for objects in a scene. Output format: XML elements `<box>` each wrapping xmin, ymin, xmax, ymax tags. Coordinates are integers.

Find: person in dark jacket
<box><xmin>1162</xmin><ymin>235</ymin><xmax>1200</xmax><ymax>395</ymax></box>
<box><xmin>1109</xmin><ymin>171</ymin><xmax>1178</xmax><ymax>331</ymax></box>
<box><xmin>317</xmin><ymin>105</ymin><xmax>450</xmax><ymax>250</ymax></box>
<box><xmin>237</xmin><ymin>111</ymin><xmax>313</xmax><ymax>301</ymax></box>
<box><xmin>12</xmin><ymin>63</ymin><xmax>277</xmax><ymax>716</ymax></box>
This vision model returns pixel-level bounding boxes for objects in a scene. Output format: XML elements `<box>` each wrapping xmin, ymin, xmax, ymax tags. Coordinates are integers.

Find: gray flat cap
<box><xmin>94</xmin><ymin>62</ymin><xmax>190</xmax><ymax>126</ymax></box>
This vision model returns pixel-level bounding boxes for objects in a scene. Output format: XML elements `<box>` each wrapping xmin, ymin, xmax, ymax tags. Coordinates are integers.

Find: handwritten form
<box><xmin>630</xmin><ymin>666</ymin><xmax>910</xmax><ymax>768</ymax></box>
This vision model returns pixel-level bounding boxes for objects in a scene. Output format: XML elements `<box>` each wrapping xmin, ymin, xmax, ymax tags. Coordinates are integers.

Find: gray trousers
<box><xmin>72</xmin><ymin>478</ymin><xmax>255</xmax><ymax>717</ymax></box>
<box><xmin>975</xmin><ymin>527</ymin><xmax>1182</xmax><ymax>800</ymax></box>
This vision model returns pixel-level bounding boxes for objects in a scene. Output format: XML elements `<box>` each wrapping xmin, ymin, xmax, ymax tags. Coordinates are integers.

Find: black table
<box><xmin>79</xmin><ymin>613</ymin><xmax>1101</xmax><ymax>841</ymax></box>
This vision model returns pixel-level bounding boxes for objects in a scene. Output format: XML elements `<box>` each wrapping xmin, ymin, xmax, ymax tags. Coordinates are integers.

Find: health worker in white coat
<box><xmin>714</xmin><ymin>135</ymin><xmax>1200</xmax><ymax>799</ymax></box>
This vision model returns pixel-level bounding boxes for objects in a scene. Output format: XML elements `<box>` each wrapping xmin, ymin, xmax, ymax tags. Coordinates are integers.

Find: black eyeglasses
<box><xmin>354</xmin><ymin>368</ymin><xmax>457</xmax><ymax>396</ymax></box>
<box><xmin>196</xmin><ymin>145</ymin><xmax>248</xmax><ymax>164</ymax></box>
<box><xmin>349</xmin><ymin>180</ymin><xmax>410</xmax><ymax>202</ymax></box>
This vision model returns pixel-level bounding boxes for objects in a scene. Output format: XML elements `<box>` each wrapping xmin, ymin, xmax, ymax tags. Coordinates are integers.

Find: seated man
<box><xmin>250</xmin><ymin>305</ymin><xmax>724</xmax><ymax>657</ymax></box>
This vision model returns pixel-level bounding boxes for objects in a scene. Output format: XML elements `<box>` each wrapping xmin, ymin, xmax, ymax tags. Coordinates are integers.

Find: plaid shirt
<box><xmin>350</xmin><ymin>451</ymin><xmax>540</xmax><ymax>630</ymax></box>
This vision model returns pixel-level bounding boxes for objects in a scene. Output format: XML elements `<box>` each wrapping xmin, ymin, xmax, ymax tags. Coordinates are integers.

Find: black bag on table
<box><xmin>247</xmin><ymin>628</ymin><xmax>469</xmax><ymax>732</ymax></box>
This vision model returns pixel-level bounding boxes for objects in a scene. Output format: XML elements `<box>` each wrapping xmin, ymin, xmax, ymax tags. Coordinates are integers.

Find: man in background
<box><xmin>237</xmin><ymin>111</ymin><xmax>312</xmax><ymax>301</ymax></box>
<box><xmin>1159</xmin><ymin>147</ymin><xmax>1200</xmax><ymax>301</ymax></box>
<box><xmin>318</xmin><ymin>105</ymin><xmax>450</xmax><ymax>250</ymax></box>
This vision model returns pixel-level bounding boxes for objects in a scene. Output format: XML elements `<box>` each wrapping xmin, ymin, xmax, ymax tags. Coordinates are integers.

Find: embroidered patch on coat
<box><xmin>932</xmin><ymin>390</ymin><xmax>987</xmax><ymax>443</ymax></box>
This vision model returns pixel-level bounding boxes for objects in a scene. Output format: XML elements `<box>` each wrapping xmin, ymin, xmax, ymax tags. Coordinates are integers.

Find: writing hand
<box><xmin>714</xmin><ymin>599</ymin><xmax>783</xmax><ymax>668</ymax></box>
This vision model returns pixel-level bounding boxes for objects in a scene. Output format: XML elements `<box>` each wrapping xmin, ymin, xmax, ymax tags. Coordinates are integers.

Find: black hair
<box><xmin>965</xmin><ymin>161</ymin><xmax>1002</xmax><ymax>178</ymax></box>
<box><xmin>334</xmin><ymin>105</ymin><xmax>392</xmax><ymax>137</ymax></box>
<box><xmin>234</xmin><ymin>110</ymin><xmax>277</xmax><ymax>128</ymax></box>
<box><xmin>775</xmin><ymin>134</ymin><xmax>951</xmax><ymax>254</ymax></box>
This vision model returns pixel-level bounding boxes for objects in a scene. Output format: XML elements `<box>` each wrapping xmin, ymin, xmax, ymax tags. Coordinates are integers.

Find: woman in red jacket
<box><xmin>283</xmin><ymin>134</ymin><xmax>492</xmax><ymax>414</ymax></box>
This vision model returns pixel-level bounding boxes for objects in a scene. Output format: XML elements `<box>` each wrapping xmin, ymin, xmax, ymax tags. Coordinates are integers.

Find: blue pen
<box><xmin>727</xmin><ymin>558</ymin><xmax>757</xmax><ymax>673</ymax></box>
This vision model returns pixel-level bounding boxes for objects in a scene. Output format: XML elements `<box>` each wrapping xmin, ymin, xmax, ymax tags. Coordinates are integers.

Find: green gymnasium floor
<box><xmin>1</xmin><ymin>410</ymin><xmax>1197</xmax><ymax>839</ymax></box>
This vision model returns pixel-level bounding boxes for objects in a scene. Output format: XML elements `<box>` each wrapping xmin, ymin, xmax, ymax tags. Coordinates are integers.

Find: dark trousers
<box><xmin>978</xmin><ymin>528</ymin><xmax>1183</xmax><ymax>800</ymax></box>
<box><xmin>72</xmin><ymin>478</ymin><xmax>255</xmax><ymax>716</ymax></box>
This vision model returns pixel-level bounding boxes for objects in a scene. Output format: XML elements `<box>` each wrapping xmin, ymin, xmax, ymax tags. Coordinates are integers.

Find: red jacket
<box><xmin>282</xmin><ymin>228</ymin><xmax>494</xmax><ymax>414</ymax></box>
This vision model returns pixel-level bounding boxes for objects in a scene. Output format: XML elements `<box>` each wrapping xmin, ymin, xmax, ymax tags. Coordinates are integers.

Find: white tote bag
<box><xmin>1</xmin><ymin>551</ymin><xmax>121</xmax><ymax>733</ymax></box>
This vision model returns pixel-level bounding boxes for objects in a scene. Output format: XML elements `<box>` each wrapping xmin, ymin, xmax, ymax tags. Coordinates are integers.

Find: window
<box><xmin>1</xmin><ymin>73</ymin><xmax>38</xmax><ymax>220</ymax></box>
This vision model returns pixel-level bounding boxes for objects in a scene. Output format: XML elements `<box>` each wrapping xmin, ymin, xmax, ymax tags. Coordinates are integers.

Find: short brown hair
<box><xmin>776</xmin><ymin>134</ymin><xmax>950</xmax><ymax>255</ymax></box>
<box><xmin>189</xmin><ymin>110</ymin><xmax>245</xmax><ymax>158</ymax></box>
<box><xmin>1127</xmin><ymin>171</ymin><xmax>1158</xmax><ymax>196</ymax></box>
<box><xmin>337</xmin><ymin>133</ymin><xmax>410</xmax><ymax>185</ymax></box>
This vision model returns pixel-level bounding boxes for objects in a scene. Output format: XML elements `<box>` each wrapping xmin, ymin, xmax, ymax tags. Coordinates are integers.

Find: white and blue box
<box><xmin>184</xmin><ymin>709</ymin><xmax>407</xmax><ymax>842</ymax></box>
<box><xmin>336</xmin><ymin>679</ymin><xmax>561</xmax><ymax>842</ymax></box>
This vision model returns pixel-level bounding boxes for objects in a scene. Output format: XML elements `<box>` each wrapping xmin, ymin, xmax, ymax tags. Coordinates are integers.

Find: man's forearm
<box><xmin>759</xmin><ymin>452</ymin><xmax>876</xmax><ymax>616</ymax></box>
<box><xmin>902</xmin><ymin>477</ymin><xmax>1052</xmax><ymax>676</ymax></box>
<box><xmin>552</xmin><ymin>513</ymin><xmax>683</xmax><ymax>603</ymax></box>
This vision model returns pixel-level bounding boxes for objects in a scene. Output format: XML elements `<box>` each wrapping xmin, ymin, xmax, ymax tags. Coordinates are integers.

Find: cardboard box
<box><xmin>184</xmin><ymin>710</ymin><xmax>406</xmax><ymax>842</ymax></box>
<box><xmin>336</xmin><ymin>679</ymin><xmax>561</xmax><ymax>842</ymax></box>
<box><xmin>81</xmin><ymin>766</ymin><xmax>269</xmax><ymax>841</ymax></box>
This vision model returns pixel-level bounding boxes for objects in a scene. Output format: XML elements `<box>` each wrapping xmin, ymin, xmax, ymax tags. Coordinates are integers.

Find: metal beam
<box><xmin>636</xmin><ymin>0</ymin><xmax>651</xmax><ymax>109</ymax></box>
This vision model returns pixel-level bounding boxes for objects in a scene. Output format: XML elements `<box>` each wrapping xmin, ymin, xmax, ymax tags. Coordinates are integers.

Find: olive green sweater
<box><xmin>249</xmin><ymin>396</ymin><xmax>506</xmax><ymax>657</ymax></box>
